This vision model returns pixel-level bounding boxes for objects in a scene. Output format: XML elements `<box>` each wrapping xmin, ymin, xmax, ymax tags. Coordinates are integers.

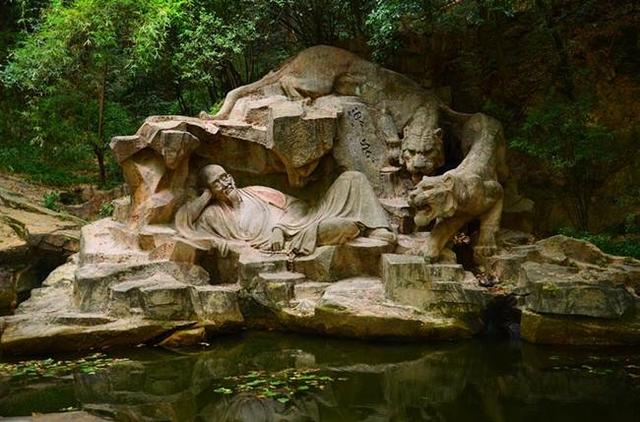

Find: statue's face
<box><xmin>208</xmin><ymin>170</ymin><xmax>239</xmax><ymax>203</ymax></box>
<box><xmin>401</xmin><ymin>127</ymin><xmax>445</xmax><ymax>181</ymax></box>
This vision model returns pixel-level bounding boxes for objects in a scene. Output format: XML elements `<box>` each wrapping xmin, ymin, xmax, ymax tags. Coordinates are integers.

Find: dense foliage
<box><xmin>0</xmin><ymin>0</ymin><xmax>639</xmax><ymax>235</ymax></box>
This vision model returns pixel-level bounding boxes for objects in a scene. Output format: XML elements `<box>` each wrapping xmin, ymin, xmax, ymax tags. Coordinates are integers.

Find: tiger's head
<box><xmin>401</xmin><ymin>127</ymin><xmax>445</xmax><ymax>183</ymax></box>
<box><xmin>408</xmin><ymin>173</ymin><xmax>460</xmax><ymax>227</ymax></box>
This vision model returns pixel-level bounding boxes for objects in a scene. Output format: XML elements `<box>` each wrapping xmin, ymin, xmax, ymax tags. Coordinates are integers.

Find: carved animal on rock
<box><xmin>408</xmin><ymin>113</ymin><xmax>508</xmax><ymax>263</ymax></box>
<box><xmin>401</xmin><ymin>129</ymin><xmax>444</xmax><ymax>180</ymax></box>
<box><xmin>208</xmin><ymin>45</ymin><xmax>439</xmax><ymax>130</ymax></box>
<box><xmin>400</xmin><ymin>108</ymin><xmax>445</xmax><ymax>183</ymax></box>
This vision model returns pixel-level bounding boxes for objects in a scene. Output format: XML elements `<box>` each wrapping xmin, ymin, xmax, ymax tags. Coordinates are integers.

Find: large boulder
<box><xmin>0</xmin><ymin>187</ymin><xmax>83</xmax><ymax>313</ymax></box>
<box><xmin>488</xmin><ymin>235</ymin><xmax>640</xmax><ymax>345</ymax></box>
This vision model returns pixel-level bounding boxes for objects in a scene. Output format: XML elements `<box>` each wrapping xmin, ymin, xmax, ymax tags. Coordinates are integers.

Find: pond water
<box><xmin>1</xmin><ymin>331</ymin><xmax>639</xmax><ymax>421</ymax></box>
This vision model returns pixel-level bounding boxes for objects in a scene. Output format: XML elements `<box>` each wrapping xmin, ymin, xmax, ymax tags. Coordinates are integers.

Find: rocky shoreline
<box><xmin>1</xmin><ymin>207</ymin><xmax>639</xmax><ymax>355</ymax></box>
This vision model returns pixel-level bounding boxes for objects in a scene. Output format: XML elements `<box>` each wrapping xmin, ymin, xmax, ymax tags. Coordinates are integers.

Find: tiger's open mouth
<box><xmin>408</xmin><ymin>193</ymin><xmax>430</xmax><ymax>208</ymax></box>
<box><xmin>414</xmin><ymin>206</ymin><xmax>434</xmax><ymax>227</ymax></box>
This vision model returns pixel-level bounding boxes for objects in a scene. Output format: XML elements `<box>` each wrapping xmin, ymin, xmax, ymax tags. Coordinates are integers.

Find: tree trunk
<box><xmin>94</xmin><ymin>146</ymin><xmax>107</xmax><ymax>186</ymax></box>
<box><xmin>96</xmin><ymin>65</ymin><xmax>107</xmax><ymax>185</ymax></box>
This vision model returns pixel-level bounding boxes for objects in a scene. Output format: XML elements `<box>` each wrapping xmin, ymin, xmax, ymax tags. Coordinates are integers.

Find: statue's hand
<box><xmin>270</xmin><ymin>227</ymin><xmax>285</xmax><ymax>251</ymax></box>
<box><xmin>200</xmin><ymin>189</ymin><xmax>213</xmax><ymax>201</ymax></box>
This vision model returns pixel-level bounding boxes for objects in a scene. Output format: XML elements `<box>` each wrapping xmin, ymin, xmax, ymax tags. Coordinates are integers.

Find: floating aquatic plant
<box><xmin>0</xmin><ymin>353</ymin><xmax>130</xmax><ymax>380</ymax></box>
<box><xmin>214</xmin><ymin>368</ymin><xmax>342</xmax><ymax>404</ymax></box>
<box><xmin>548</xmin><ymin>355</ymin><xmax>640</xmax><ymax>382</ymax></box>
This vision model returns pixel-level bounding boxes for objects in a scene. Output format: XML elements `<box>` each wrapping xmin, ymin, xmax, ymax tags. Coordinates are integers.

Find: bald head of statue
<box><xmin>200</xmin><ymin>164</ymin><xmax>239</xmax><ymax>204</ymax></box>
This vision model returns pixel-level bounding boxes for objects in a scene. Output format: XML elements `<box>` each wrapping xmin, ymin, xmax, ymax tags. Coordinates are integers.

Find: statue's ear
<box><xmin>443</xmin><ymin>173</ymin><xmax>455</xmax><ymax>191</ymax></box>
<box><xmin>443</xmin><ymin>190</ymin><xmax>457</xmax><ymax>218</ymax></box>
<box><xmin>434</xmin><ymin>127</ymin><xmax>443</xmax><ymax>139</ymax></box>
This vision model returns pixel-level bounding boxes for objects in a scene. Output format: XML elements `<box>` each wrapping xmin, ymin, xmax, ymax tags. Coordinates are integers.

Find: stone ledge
<box><xmin>520</xmin><ymin>309</ymin><xmax>640</xmax><ymax>346</ymax></box>
<box><xmin>273</xmin><ymin>277</ymin><xmax>478</xmax><ymax>340</ymax></box>
<box><xmin>382</xmin><ymin>254</ymin><xmax>477</xmax><ymax>312</ymax></box>
<box><xmin>0</xmin><ymin>314</ymin><xmax>182</xmax><ymax>355</ymax></box>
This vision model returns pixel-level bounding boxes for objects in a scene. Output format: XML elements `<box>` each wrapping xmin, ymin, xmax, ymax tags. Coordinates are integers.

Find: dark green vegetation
<box><xmin>1</xmin><ymin>0</ymin><xmax>639</xmax><ymax>236</ymax></box>
<box><xmin>214</xmin><ymin>368</ymin><xmax>337</xmax><ymax>404</ymax></box>
<box><xmin>0</xmin><ymin>352</ymin><xmax>130</xmax><ymax>379</ymax></box>
<box><xmin>558</xmin><ymin>227</ymin><xmax>640</xmax><ymax>259</ymax></box>
<box><xmin>1</xmin><ymin>332</ymin><xmax>639</xmax><ymax>420</ymax></box>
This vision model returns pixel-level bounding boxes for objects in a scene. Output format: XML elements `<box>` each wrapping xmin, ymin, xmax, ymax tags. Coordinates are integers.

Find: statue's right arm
<box><xmin>185</xmin><ymin>190</ymin><xmax>213</xmax><ymax>223</ymax></box>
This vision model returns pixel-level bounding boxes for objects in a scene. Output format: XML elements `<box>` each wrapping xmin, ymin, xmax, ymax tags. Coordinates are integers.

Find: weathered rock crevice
<box><xmin>0</xmin><ymin>188</ymin><xmax>83</xmax><ymax>314</ymax></box>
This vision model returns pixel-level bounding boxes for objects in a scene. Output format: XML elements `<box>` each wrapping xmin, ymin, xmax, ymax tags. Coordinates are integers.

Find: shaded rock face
<box><xmin>0</xmin><ymin>188</ymin><xmax>82</xmax><ymax>313</ymax></box>
<box><xmin>487</xmin><ymin>235</ymin><xmax>640</xmax><ymax>345</ymax></box>
<box><xmin>59</xmin><ymin>184</ymin><xmax>128</xmax><ymax>221</ymax></box>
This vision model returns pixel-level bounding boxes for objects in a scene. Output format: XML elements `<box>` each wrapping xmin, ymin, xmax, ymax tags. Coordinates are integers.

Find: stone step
<box><xmin>193</xmin><ymin>284</ymin><xmax>244</xmax><ymax>324</ymax></box>
<box><xmin>80</xmin><ymin>219</ymin><xmax>150</xmax><ymax>266</ymax></box>
<box><xmin>382</xmin><ymin>254</ymin><xmax>473</xmax><ymax>311</ymax></box>
<box><xmin>107</xmin><ymin>273</ymin><xmax>192</xmax><ymax>320</ymax></box>
<box><xmin>293</xmin><ymin>238</ymin><xmax>395</xmax><ymax>283</ymax></box>
<box><xmin>138</xmin><ymin>224</ymin><xmax>177</xmax><ymax>250</ymax></box>
<box><xmin>238</xmin><ymin>253</ymin><xmax>288</xmax><ymax>288</ymax></box>
<box><xmin>139</xmin><ymin>282</ymin><xmax>194</xmax><ymax>321</ymax></box>
<box><xmin>75</xmin><ymin>261</ymin><xmax>210</xmax><ymax>312</ymax></box>
<box><xmin>257</xmin><ymin>271</ymin><xmax>306</xmax><ymax>284</ymax></box>
<box><xmin>108</xmin><ymin>275</ymin><xmax>244</xmax><ymax>323</ymax></box>
<box><xmin>51</xmin><ymin>312</ymin><xmax>115</xmax><ymax>326</ymax></box>
<box><xmin>108</xmin><ymin>278</ymin><xmax>167</xmax><ymax>317</ymax></box>
<box><xmin>248</xmin><ymin>272</ymin><xmax>305</xmax><ymax>308</ymax></box>
<box><xmin>254</xmin><ymin>272</ymin><xmax>307</xmax><ymax>307</ymax></box>
<box><xmin>294</xmin><ymin>282</ymin><xmax>331</xmax><ymax>302</ymax></box>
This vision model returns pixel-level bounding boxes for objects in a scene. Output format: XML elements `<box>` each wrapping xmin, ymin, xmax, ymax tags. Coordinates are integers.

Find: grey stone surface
<box><xmin>74</xmin><ymin>260</ymin><xmax>209</xmax><ymax>312</ymax></box>
<box><xmin>238</xmin><ymin>252</ymin><xmax>288</xmax><ymax>288</ymax></box>
<box><xmin>304</xmin><ymin>277</ymin><xmax>475</xmax><ymax>339</ymax></box>
<box><xmin>193</xmin><ymin>284</ymin><xmax>243</xmax><ymax>325</ymax></box>
<box><xmin>383</xmin><ymin>254</ymin><xmax>468</xmax><ymax>307</ymax></box>
<box><xmin>247</xmin><ymin>271</ymin><xmax>305</xmax><ymax>308</ymax></box>
<box><xmin>293</xmin><ymin>282</ymin><xmax>331</xmax><ymax>302</ymax></box>
<box><xmin>483</xmin><ymin>235</ymin><xmax>640</xmax><ymax>345</ymax></box>
<box><xmin>140</xmin><ymin>280</ymin><xmax>194</xmax><ymax>320</ymax></box>
<box><xmin>521</xmin><ymin>261</ymin><xmax>635</xmax><ymax>319</ymax></box>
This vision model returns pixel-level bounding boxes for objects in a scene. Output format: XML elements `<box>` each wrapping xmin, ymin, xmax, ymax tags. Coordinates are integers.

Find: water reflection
<box><xmin>1</xmin><ymin>332</ymin><xmax>639</xmax><ymax>421</ymax></box>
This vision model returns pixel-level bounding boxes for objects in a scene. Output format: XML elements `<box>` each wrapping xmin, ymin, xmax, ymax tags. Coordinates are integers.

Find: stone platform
<box><xmin>3</xmin><ymin>219</ymin><xmax>639</xmax><ymax>354</ymax></box>
<box><xmin>0</xmin><ymin>218</ymin><xmax>492</xmax><ymax>354</ymax></box>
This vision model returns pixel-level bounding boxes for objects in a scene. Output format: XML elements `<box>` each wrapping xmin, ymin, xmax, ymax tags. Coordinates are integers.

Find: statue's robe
<box><xmin>175</xmin><ymin>171</ymin><xmax>390</xmax><ymax>256</ymax></box>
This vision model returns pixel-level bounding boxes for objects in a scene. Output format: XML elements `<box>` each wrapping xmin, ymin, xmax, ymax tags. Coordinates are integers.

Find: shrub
<box><xmin>511</xmin><ymin>96</ymin><xmax>618</xmax><ymax>231</ymax></box>
<box><xmin>557</xmin><ymin>227</ymin><xmax>640</xmax><ymax>259</ymax></box>
<box><xmin>98</xmin><ymin>201</ymin><xmax>115</xmax><ymax>218</ymax></box>
<box><xmin>42</xmin><ymin>191</ymin><xmax>61</xmax><ymax>211</ymax></box>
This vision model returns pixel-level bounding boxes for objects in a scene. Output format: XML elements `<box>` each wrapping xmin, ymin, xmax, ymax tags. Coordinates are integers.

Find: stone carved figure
<box><xmin>408</xmin><ymin>114</ymin><xmax>508</xmax><ymax>263</ymax></box>
<box><xmin>199</xmin><ymin>45</ymin><xmax>456</xmax><ymax>196</ymax></box>
<box><xmin>398</xmin><ymin>106</ymin><xmax>445</xmax><ymax>183</ymax></box>
<box><xmin>175</xmin><ymin>165</ymin><xmax>395</xmax><ymax>256</ymax></box>
<box><xmin>400</xmin><ymin>127</ymin><xmax>445</xmax><ymax>184</ymax></box>
<box><xmin>108</xmin><ymin>46</ymin><xmax>517</xmax><ymax>262</ymax></box>
<box><xmin>208</xmin><ymin>46</ymin><xmax>382</xmax><ymax>121</ymax></box>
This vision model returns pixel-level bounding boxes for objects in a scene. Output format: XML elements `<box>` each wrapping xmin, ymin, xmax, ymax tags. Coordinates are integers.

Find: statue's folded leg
<box><xmin>322</xmin><ymin>171</ymin><xmax>391</xmax><ymax>229</ymax></box>
<box><xmin>317</xmin><ymin>217</ymin><xmax>361</xmax><ymax>245</ymax></box>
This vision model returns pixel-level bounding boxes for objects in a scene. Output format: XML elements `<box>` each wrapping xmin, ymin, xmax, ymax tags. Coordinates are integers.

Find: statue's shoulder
<box><xmin>244</xmin><ymin>186</ymin><xmax>287</xmax><ymax>209</ymax></box>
